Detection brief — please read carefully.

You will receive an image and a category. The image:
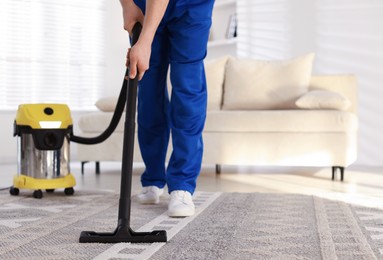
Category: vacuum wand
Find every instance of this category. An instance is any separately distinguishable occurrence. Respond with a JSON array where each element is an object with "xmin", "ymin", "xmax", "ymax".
[{"xmin": 79, "ymin": 23, "xmax": 167, "ymax": 244}]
